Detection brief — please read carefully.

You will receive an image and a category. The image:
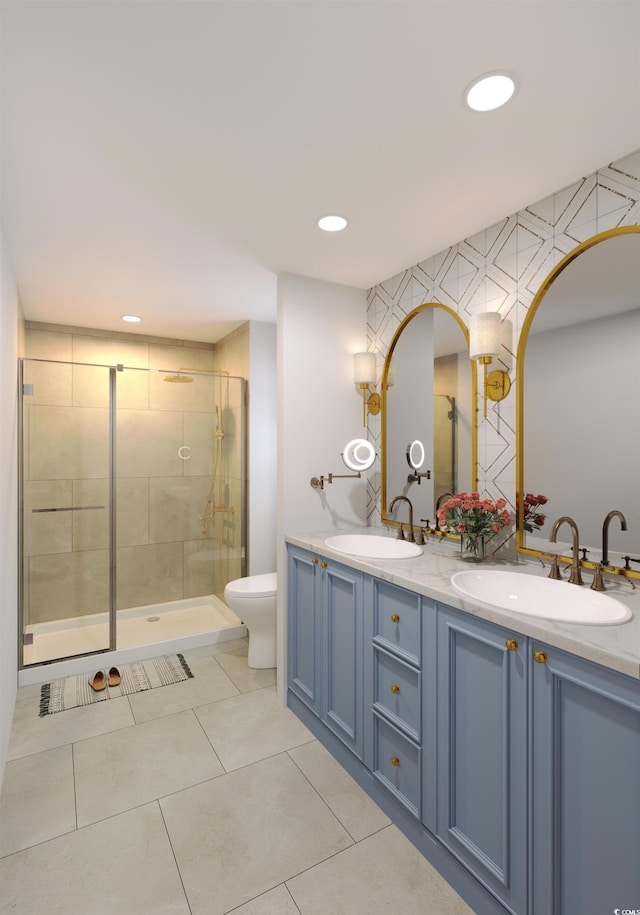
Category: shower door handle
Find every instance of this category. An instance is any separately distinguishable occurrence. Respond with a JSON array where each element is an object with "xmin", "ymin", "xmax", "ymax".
[{"xmin": 32, "ymin": 506, "xmax": 106, "ymax": 513}]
